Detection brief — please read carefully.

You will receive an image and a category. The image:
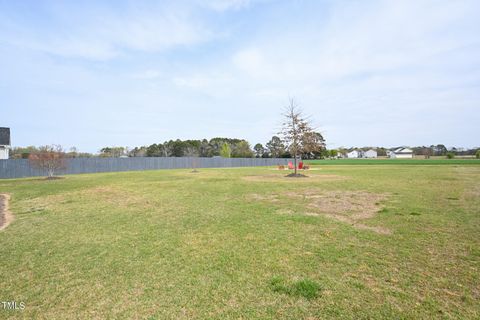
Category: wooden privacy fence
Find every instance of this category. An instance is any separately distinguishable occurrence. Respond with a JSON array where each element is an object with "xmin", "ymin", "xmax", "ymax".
[{"xmin": 0, "ymin": 157, "xmax": 292, "ymax": 179}]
